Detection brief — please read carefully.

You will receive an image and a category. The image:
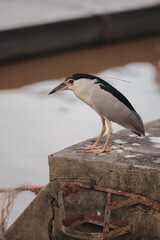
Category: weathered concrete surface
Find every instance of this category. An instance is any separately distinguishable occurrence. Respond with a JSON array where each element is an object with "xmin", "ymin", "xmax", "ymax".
[
  {"xmin": 49, "ymin": 119, "xmax": 160, "ymax": 239},
  {"xmin": 1, "ymin": 119, "xmax": 160, "ymax": 240},
  {"xmin": 1, "ymin": 184, "xmax": 53, "ymax": 240}
]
